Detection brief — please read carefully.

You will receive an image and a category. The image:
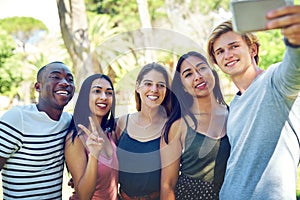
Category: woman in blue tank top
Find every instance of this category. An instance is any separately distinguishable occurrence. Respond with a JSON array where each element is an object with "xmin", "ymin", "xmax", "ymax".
[
  {"xmin": 116, "ymin": 62, "xmax": 172, "ymax": 200},
  {"xmin": 160, "ymin": 51, "xmax": 231, "ymax": 200}
]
